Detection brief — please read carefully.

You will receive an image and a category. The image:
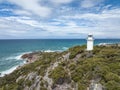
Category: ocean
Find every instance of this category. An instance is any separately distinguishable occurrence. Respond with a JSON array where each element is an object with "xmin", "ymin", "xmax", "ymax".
[{"xmin": 0, "ymin": 39, "xmax": 120, "ymax": 76}]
